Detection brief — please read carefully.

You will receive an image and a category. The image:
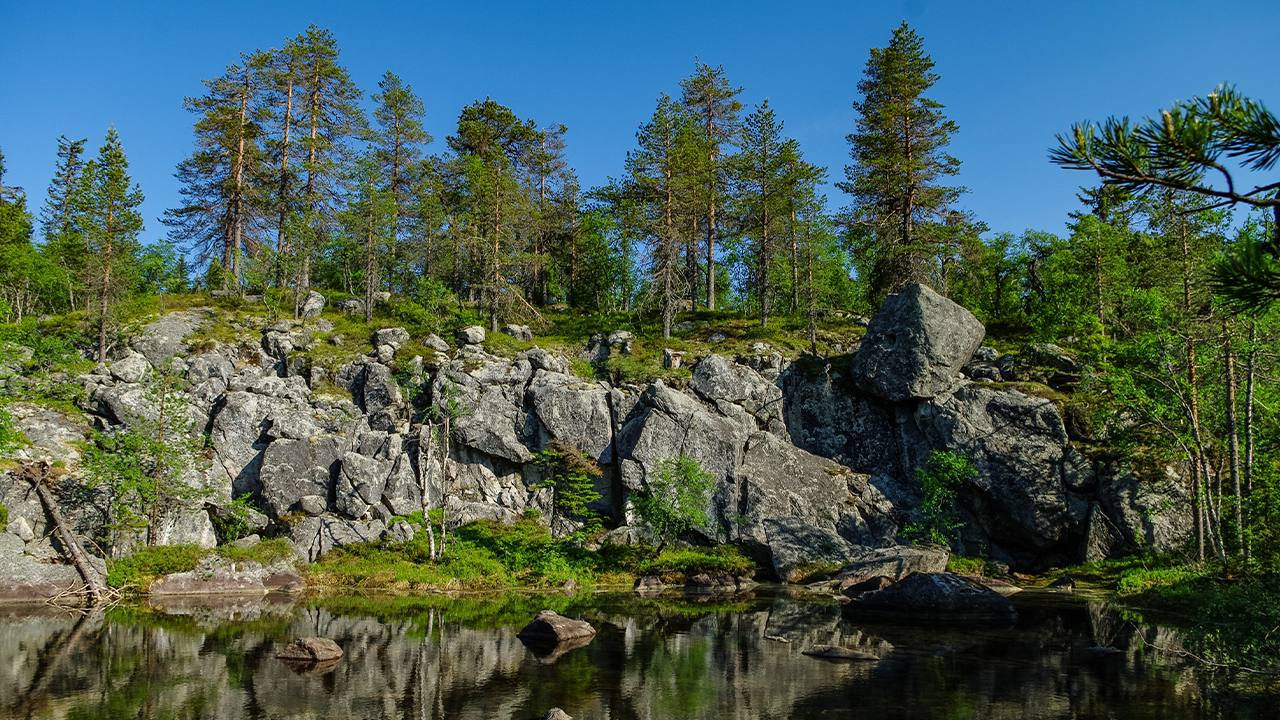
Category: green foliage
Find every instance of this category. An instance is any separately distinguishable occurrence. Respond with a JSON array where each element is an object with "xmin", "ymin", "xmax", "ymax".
[
  {"xmin": 81, "ymin": 366, "xmax": 206, "ymax": 548},
  {"xmin": 946, "ymin": 555, "xmax": 1005, "ymax": 577},
  {"xmin": 210, "ymin": 494, "xmax": 257, "ymax": 544},
  {"xmin": 633, "ymin": 455, "xmax": 716, "ymax": 547},
  {"xmin": 534, "ymin": 439, "xmax": 603, "ymax": 528},
  {"xmin": 903, "ymin": 450, "xmax": 975, "ymax": 547},
  {"xmin": 0, "ymin": 404, "xmax": 26, "ymax": 455},
  {"xmin": 106, "ymin": 544, "xmax": 207, "ymax": 589},
  {"xmin": 0, "ymin": 501, "xmax": 8, "ymax": 533},
  {"xmin": 213, "ymin": 537, "xmax": 294, "ymax": 564},
  {"xmin": 635, "ymin": 546, "xmax": 755, "ymax": 578}
]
